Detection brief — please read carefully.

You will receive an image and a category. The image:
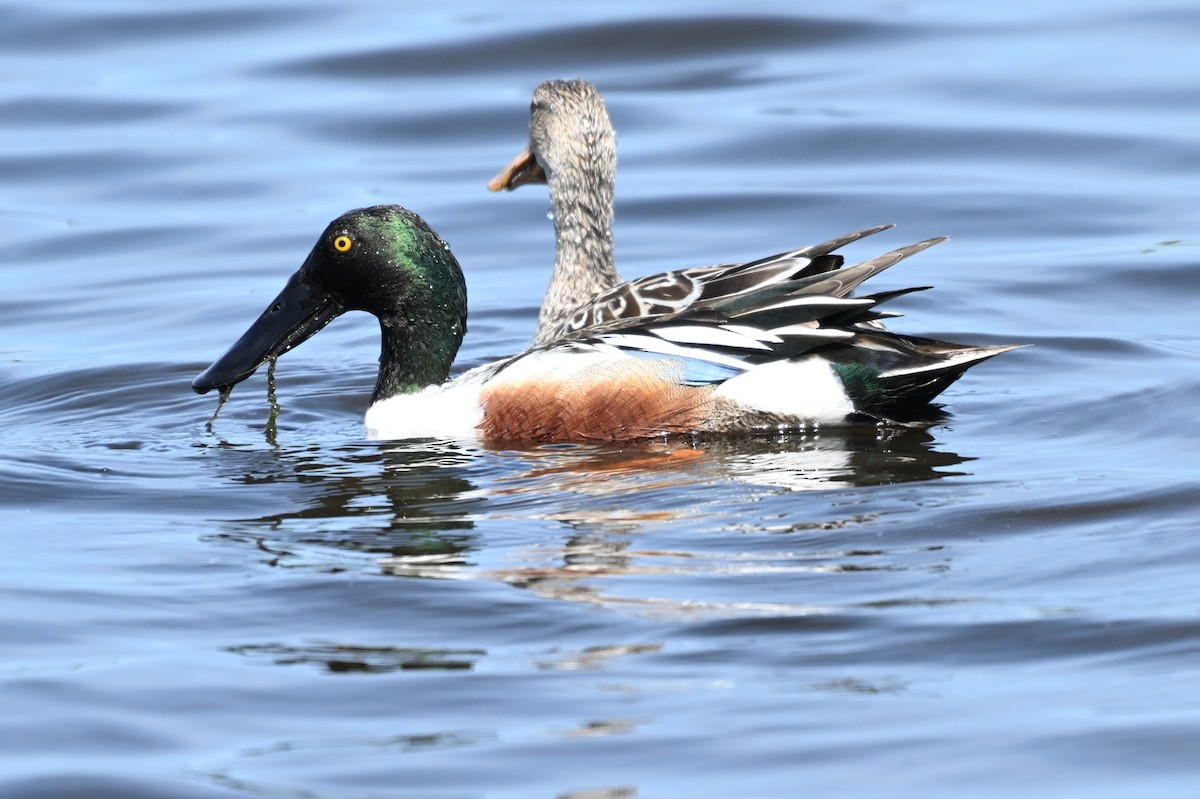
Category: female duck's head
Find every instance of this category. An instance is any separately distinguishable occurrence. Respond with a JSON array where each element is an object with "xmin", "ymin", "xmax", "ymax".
[
  {"xmin": 488, "ymin": 79, "xmax": 615, "ymax": 196},
  {"xmin": 192, "ymin": 205, "xmax": 467, "ymax": 404},
  {"xmin": 488, "ymin": 79, "xmax": 620, "ymax": 345}
]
